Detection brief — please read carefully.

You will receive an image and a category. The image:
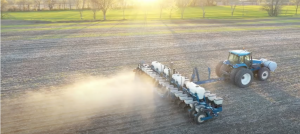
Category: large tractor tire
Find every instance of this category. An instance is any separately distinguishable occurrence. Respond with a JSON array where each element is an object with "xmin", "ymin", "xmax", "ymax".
[
  {"xmin": 215, "ymin": 61, "xmax": 223, "ymax": 77},
  {"xmin": 258, "ymin": 67, "xmax": 270, "ymax": 81},
  {"xmin": 194, "ymin": 112, "xmax": 207, "ymax": 124},
  {"xmin": 229, "ymin": 68, "xmax": 240, "ymax": 84},
  {"xmin": 221, "ymin": 64, "xmax": 230, "ymax": 73},
  {"xmin": 234, "ymin": 68, "xmax": 253, "ymax": 88},
  {"xmin": 188, "ymin": 108, "xmax": 197, "ymax": 118}
]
